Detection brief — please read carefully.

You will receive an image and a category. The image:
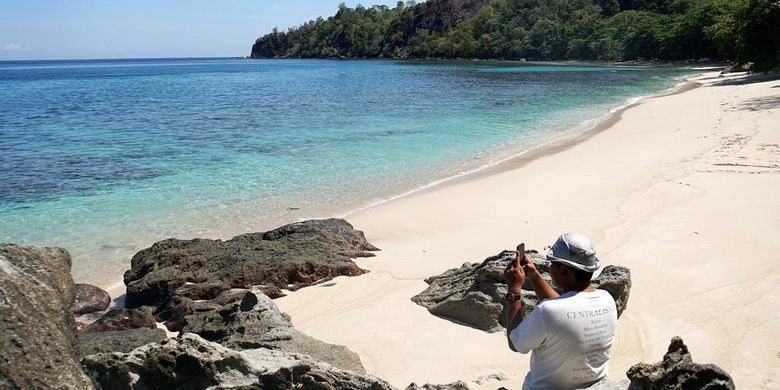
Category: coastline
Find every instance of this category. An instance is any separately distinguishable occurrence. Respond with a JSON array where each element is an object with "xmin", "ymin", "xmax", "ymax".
[
  {"xmin": 337, "ymin": 72, "xmax": 699, "ymax": 222},
  {"xmin": 274, "ymin": 71, "xmax": 780, "ymax": 389},
  {"xmin": 75, "ymin": 63, "xmax": 695, "ymax": 293}
]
